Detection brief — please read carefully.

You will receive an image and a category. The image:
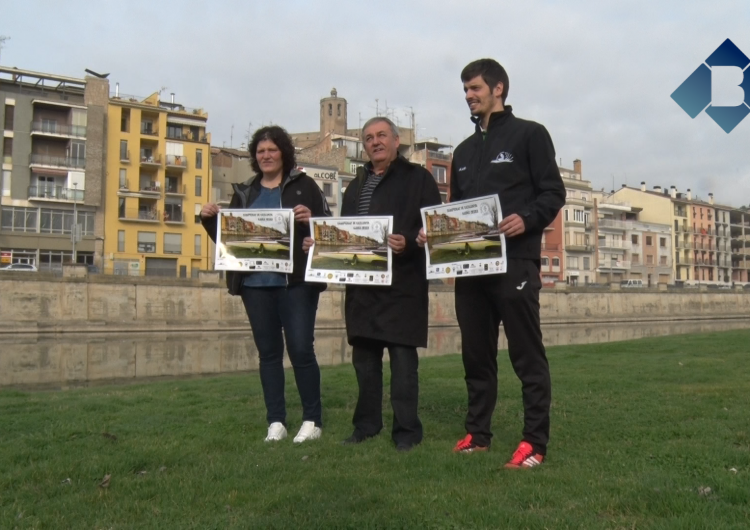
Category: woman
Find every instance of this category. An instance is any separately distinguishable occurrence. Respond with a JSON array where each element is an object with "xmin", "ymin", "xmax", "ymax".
[{"xmin": 201, "ymin": 125, "xmax": 330, "ymax": 443}]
